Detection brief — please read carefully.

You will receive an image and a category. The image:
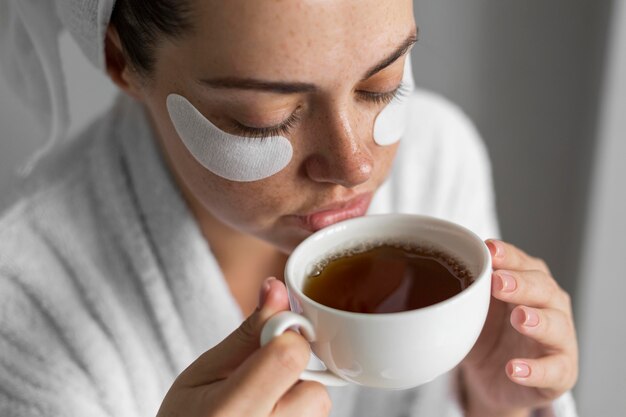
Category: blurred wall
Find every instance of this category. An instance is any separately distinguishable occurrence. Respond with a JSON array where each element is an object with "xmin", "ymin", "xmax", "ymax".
[
  {"xmin": 576, "ymin": 0, "xmax": 626, "ymax": 414},
  {"xmin": 411, "ymin": 0, "xmax": 612, "ymax": 300}
]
